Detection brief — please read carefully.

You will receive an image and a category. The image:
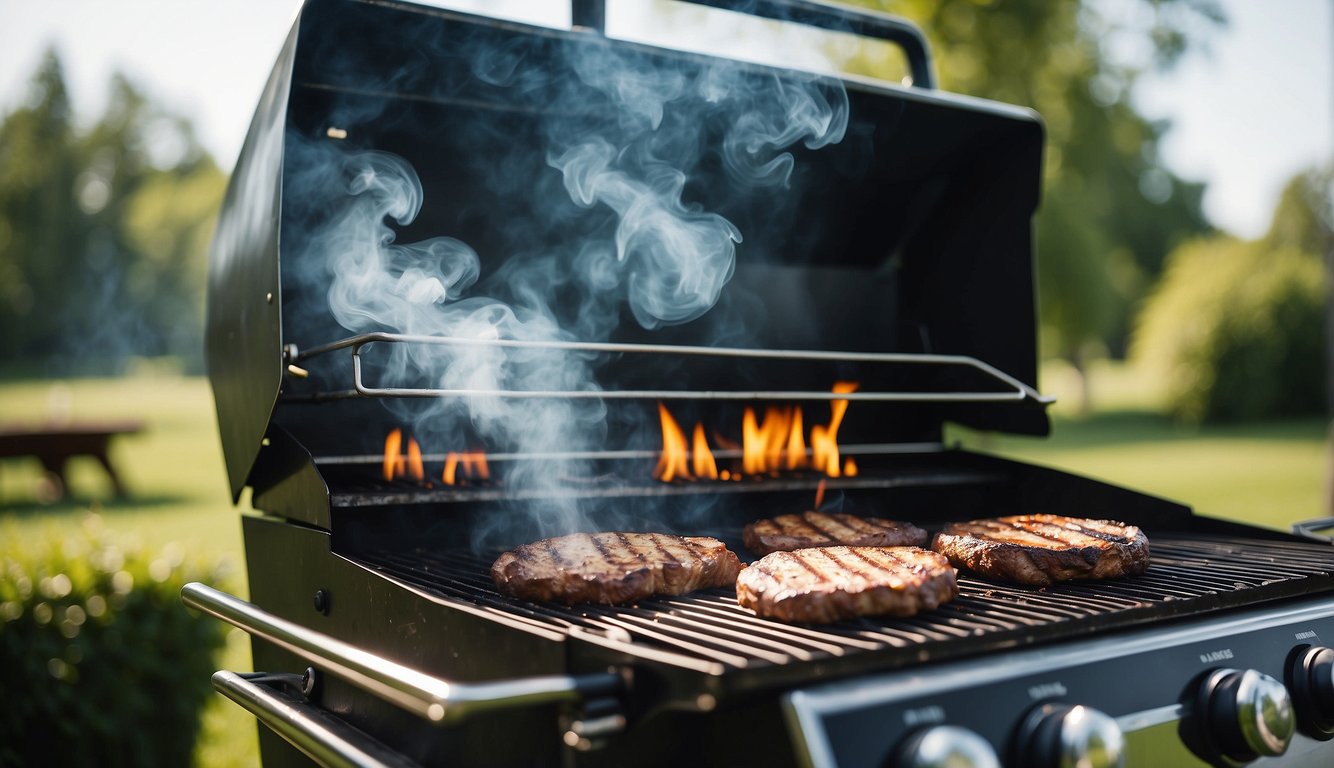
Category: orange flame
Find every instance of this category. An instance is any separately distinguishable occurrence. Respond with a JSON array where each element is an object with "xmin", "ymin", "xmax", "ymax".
[
  {"xmin": 383, "ymin": 428, "xmax": 404, "ymax": 482},
  {"xmin": 654, "ymin": 403, "xmax": 693, "ymax": 482},
  {"xmin": 655, "ymin": 381, "xmax": 860, "ymax": 483},
  {"xmin": 442, "ymin": 451, "xmax": 491, "ymax": 485},
  {"xmin": 406, "ymin": 438, "xmax": 424, "ymax": 482},
  {"xmin": 811, "ymin": 381, "xmax": 858, "ymax": 478},
  {"xmin": 692, "ymin": 423, "xmax": 718, "ymax": 480},
  {"xmin": 785, "ymin": 407, "xmax": 807, "ymax": 471},
  {"xmin": 465, "ymin": 452, "xmax": 490, "ymax": 481},
  {"xmin": 813, "ymin": 478, "xmax": 827, "ymax": 510}
]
